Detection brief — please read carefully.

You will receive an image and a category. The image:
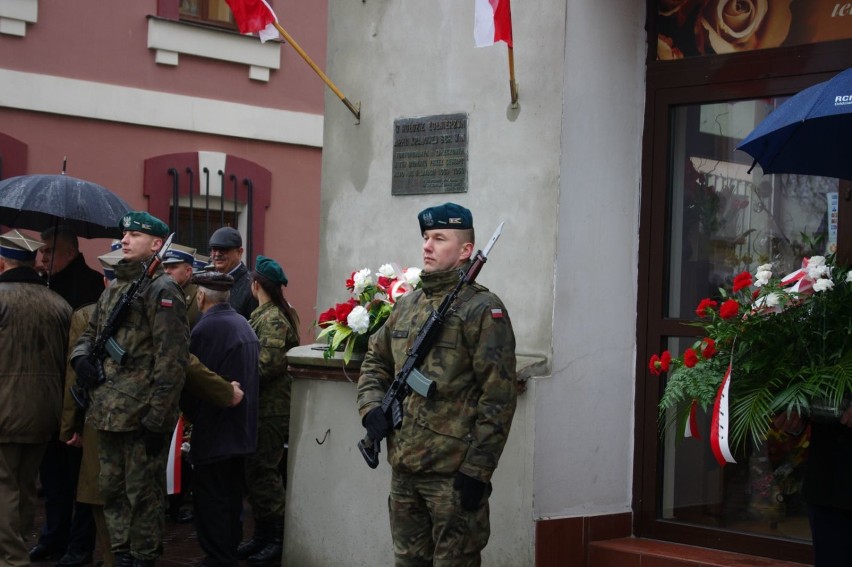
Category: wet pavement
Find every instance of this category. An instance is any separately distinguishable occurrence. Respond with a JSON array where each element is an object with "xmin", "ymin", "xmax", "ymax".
[{"xmin": 27, "ymin": 497, "xmax": 256, "ymax": 567}]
